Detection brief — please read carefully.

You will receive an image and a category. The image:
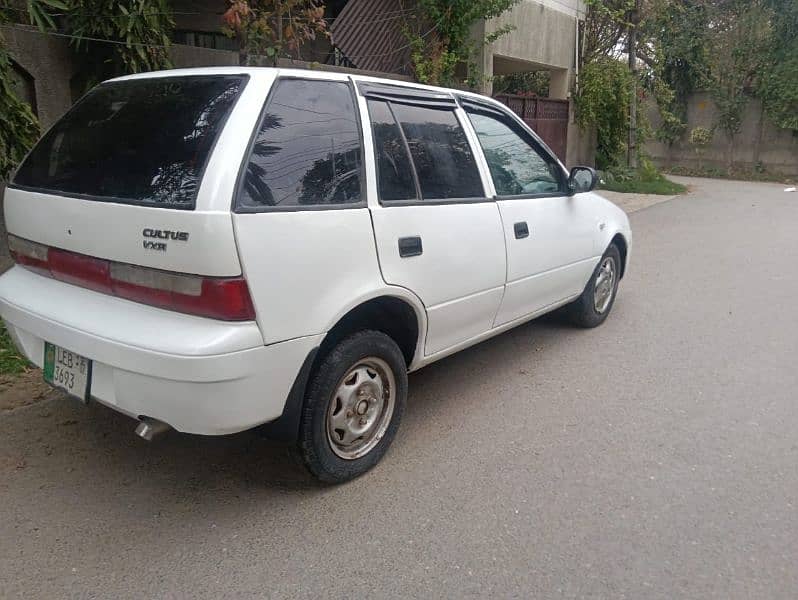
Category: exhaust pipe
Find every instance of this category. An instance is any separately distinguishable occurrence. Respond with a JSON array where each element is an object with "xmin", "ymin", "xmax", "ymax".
[{"xmin": 135, "ymin": 417, "xmax": 171, "ymax": 441}]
